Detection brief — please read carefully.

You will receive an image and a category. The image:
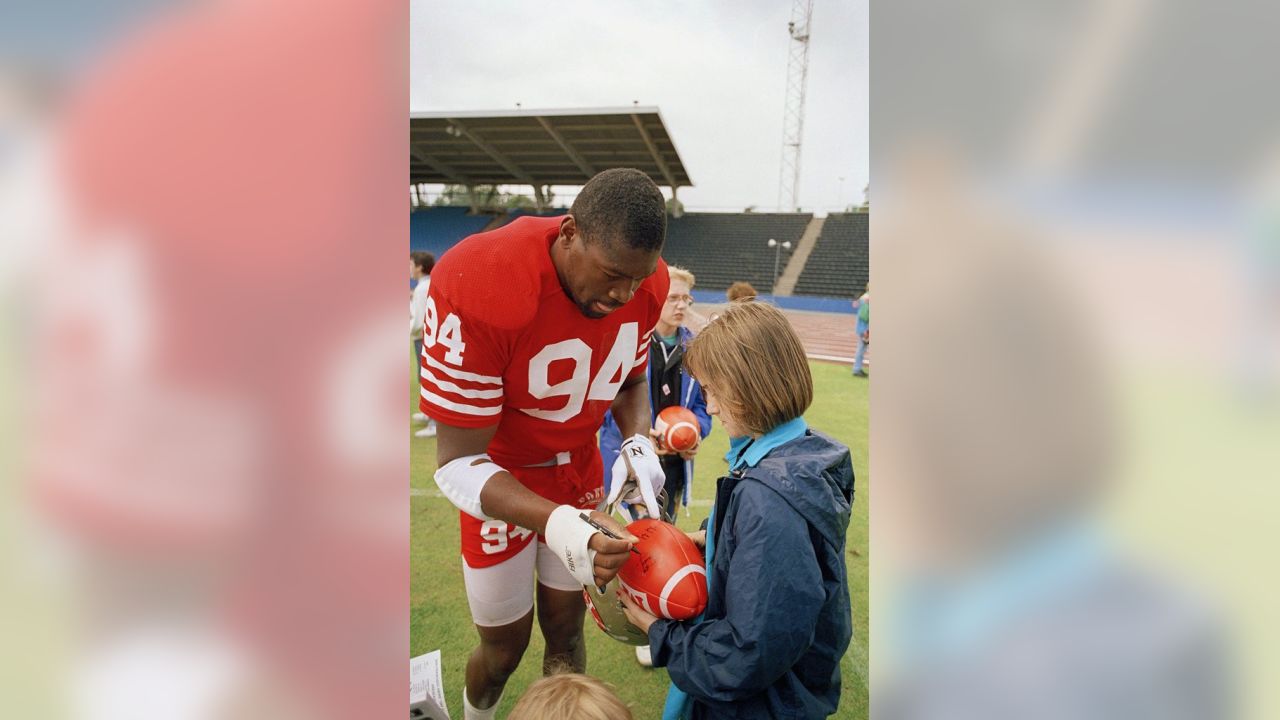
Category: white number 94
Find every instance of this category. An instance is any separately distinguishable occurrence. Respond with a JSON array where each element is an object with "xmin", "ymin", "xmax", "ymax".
[
  {"xmin": 523, "ymin": 323, "xmax": 639, "ymax": 423},
  {"xmin": 422, "ymin": 296, "xmax": 466, "ymax": 365}
]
